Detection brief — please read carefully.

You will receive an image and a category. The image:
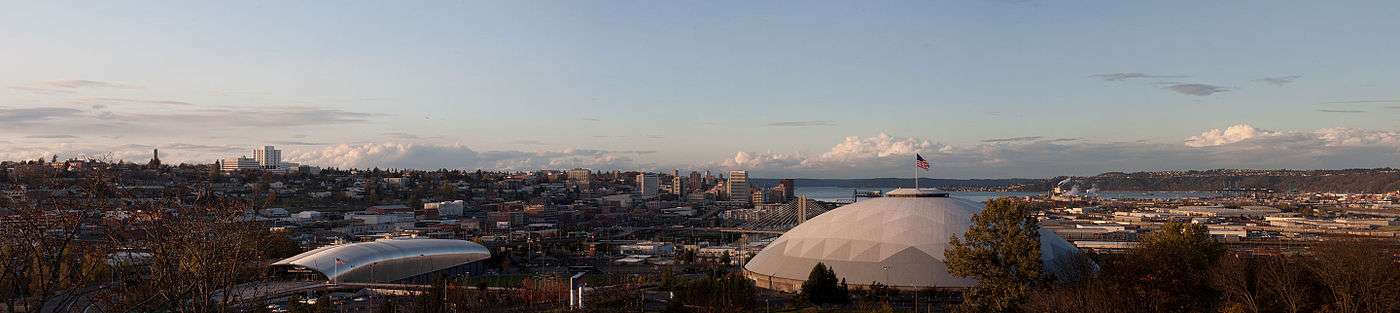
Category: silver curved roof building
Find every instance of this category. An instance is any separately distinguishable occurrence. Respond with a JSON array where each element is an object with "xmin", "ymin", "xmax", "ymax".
[
  {"xmin": 271, "ymin": 238, "xmax": 490, "ymax": 283},
  {"xmin": 743, "ymin": 188, "xmax": 1080, "ymax": 292}
]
